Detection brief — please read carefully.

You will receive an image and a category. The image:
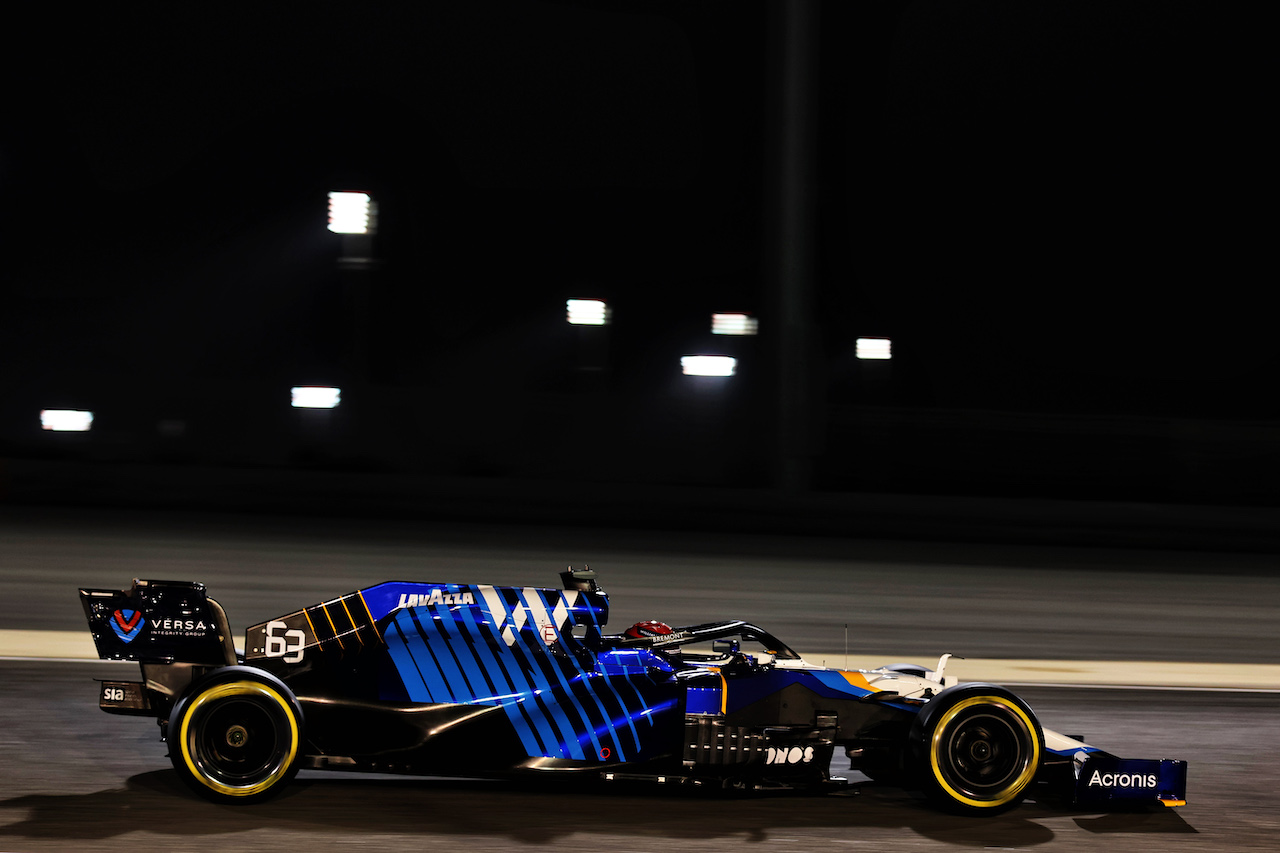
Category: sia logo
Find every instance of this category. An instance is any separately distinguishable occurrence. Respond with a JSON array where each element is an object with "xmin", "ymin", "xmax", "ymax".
[{"xmin": 110, "ymin": 609, "xmax": 144, "ymax": 643}]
